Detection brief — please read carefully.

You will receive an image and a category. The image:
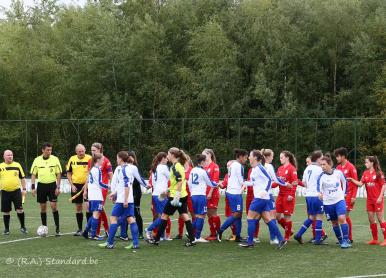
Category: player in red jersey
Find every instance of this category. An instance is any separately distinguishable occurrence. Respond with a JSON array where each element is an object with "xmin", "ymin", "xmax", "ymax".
[
  {"xmin": 219, "ymin": 160, "xmax": 236, "ymax": 240},
  {"xmin": 202, "ymin": 149, "xmax": 221, "ymax": 241},
  {"xmin": 273, "ymin": 151, "xmax": 298, "ymax": 241},
  {"xmin": 87, "ymin": 143, "xmax": 113, "ymax": 238},
  {"xmin": 175, "ymin": 152, "xmax": 195, "ymax": 239},
  {"xmin": 348, "ymin": 156, "xmax": 386, "ymax": 246},
  {"xmin": 334, "ymin": 147, "xmax": 358, "ymax": 242}
]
